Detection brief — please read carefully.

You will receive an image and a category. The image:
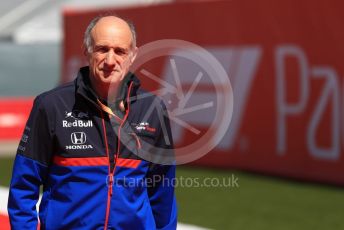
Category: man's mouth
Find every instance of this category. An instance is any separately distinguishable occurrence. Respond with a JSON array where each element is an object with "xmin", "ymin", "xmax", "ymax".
[{"xmin": 102, "ymin": 69, "xmax": 118, "ymax": 76}]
